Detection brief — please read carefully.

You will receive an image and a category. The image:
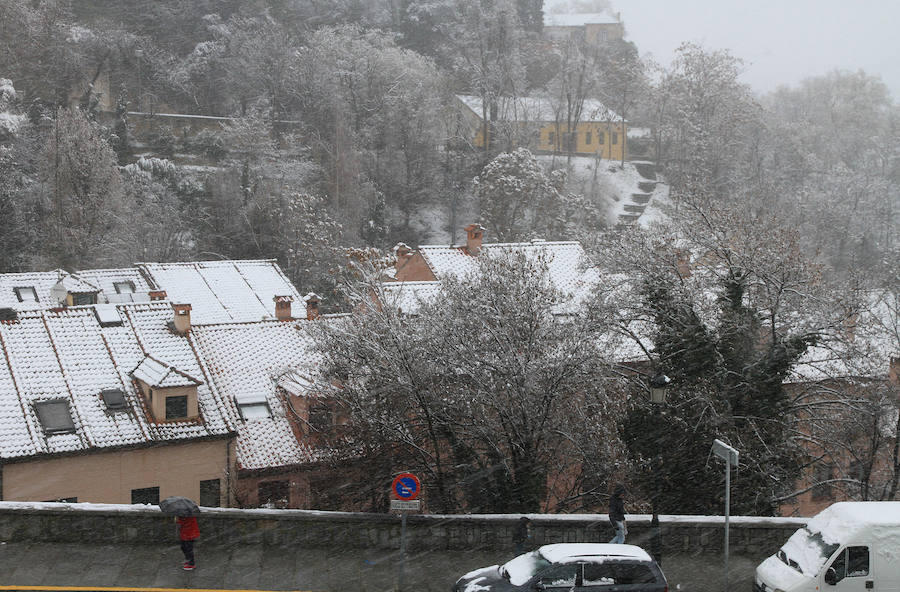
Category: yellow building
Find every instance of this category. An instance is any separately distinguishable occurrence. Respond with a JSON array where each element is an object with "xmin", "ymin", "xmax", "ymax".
[
  {"xmin": 543, "ymin": 12, "xmax": 625, "ymax": 46},
  {"xmin": 457, "ymin": 95, "xmax": 627, "ymax": 161}
]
